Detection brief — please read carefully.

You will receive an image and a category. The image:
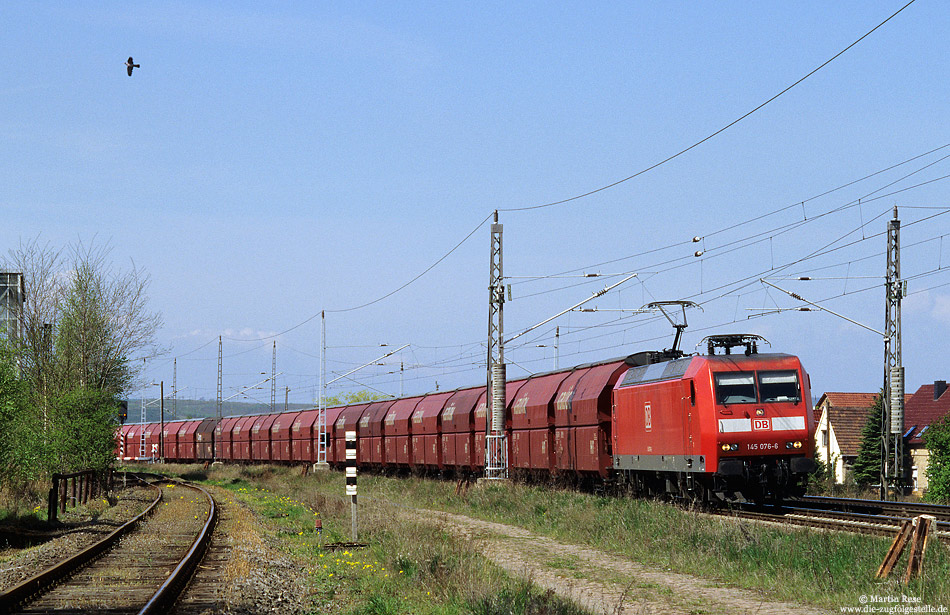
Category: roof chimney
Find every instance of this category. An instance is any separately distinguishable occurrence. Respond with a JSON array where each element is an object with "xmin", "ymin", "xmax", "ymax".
[{"xmin": 935, "ymin": 380, "xmax": 947, "ymax": 401}]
